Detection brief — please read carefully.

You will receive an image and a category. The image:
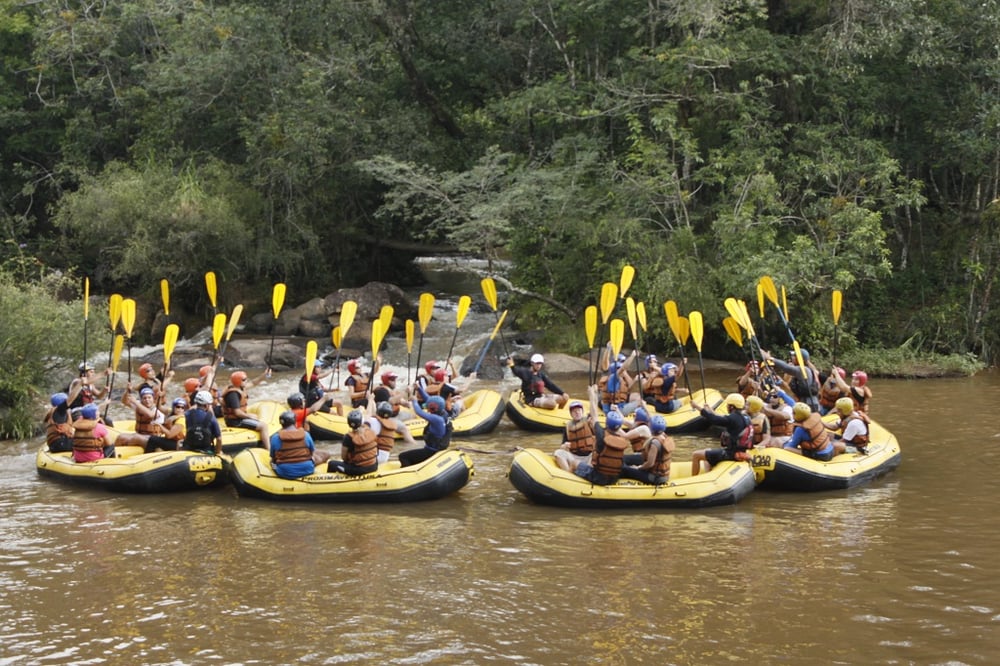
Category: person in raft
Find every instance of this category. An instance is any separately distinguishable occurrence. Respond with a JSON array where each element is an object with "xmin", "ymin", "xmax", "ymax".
[
  {"xmin": 328, "ymin": 409, "xmax": 378, "ymax": 476},
  {"xmin": 689, "ymin": 393, "xmax": 753, "ymax": 476},
  {"xmin": 221, "ymin": 369, "xmax": 271, "ymax": 447},
  {"xmin": 399, "ymin": 396, "xmax": 452, "ymax": 467},
  {"xmin": 71, "ymin": 403, "xmax": 116, "ymax": 462},
  {"xmin": 508, "ymin": 353, "xmax": 569, "ymax": 410},
  {"xmin": 553, "ymin": 385, "xmax": 601, "ymax": 473},
  {"xmin": 620, "ymin": 414, "xmax": 675, "ymax": 486},
  {"xmin": 783, "ymin": 402, "xmax": 846, "ymax": 461},
  {"xmin": 43, "ymin": 392, "xmax": 74, "ymax": 453},
  {"xmin": 572, "ymin": 408, "xmax": 629, "ymax": 486},
  {"xmin": 183, "ymin": 390, "xmax": 223, "ymax": 455},
  {"xmin": 270, "ymin": 410, "xmax": 317, "ymax": 479}
]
